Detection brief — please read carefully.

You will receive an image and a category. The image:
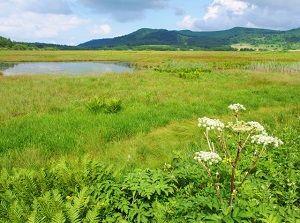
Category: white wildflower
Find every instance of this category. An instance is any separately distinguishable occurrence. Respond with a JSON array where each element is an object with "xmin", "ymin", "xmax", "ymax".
[
  {"xmin": 251, "ymin": 133, "xmax": 283, "ymax": 147},
  {"xmin": 228, "ymin": 103, "xmax": 246, "ymax": 112},
  {"xmin": 194, "ymin": 151, "xmax": 222, "ymax": 165},
  {"xmin": 227, "ymin": 121, "xmax": 252, "ymax": 133},
  {"xmin": 247, "ymin": 121, "xmax": 265, "ymax": 133},
  {"xmin": 198, "ymin": 117, "xmax": 224, "ymax": 132},
  {"xmin": 227, "ymin": 121, "xmax": 265, "ymax": 133}
]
